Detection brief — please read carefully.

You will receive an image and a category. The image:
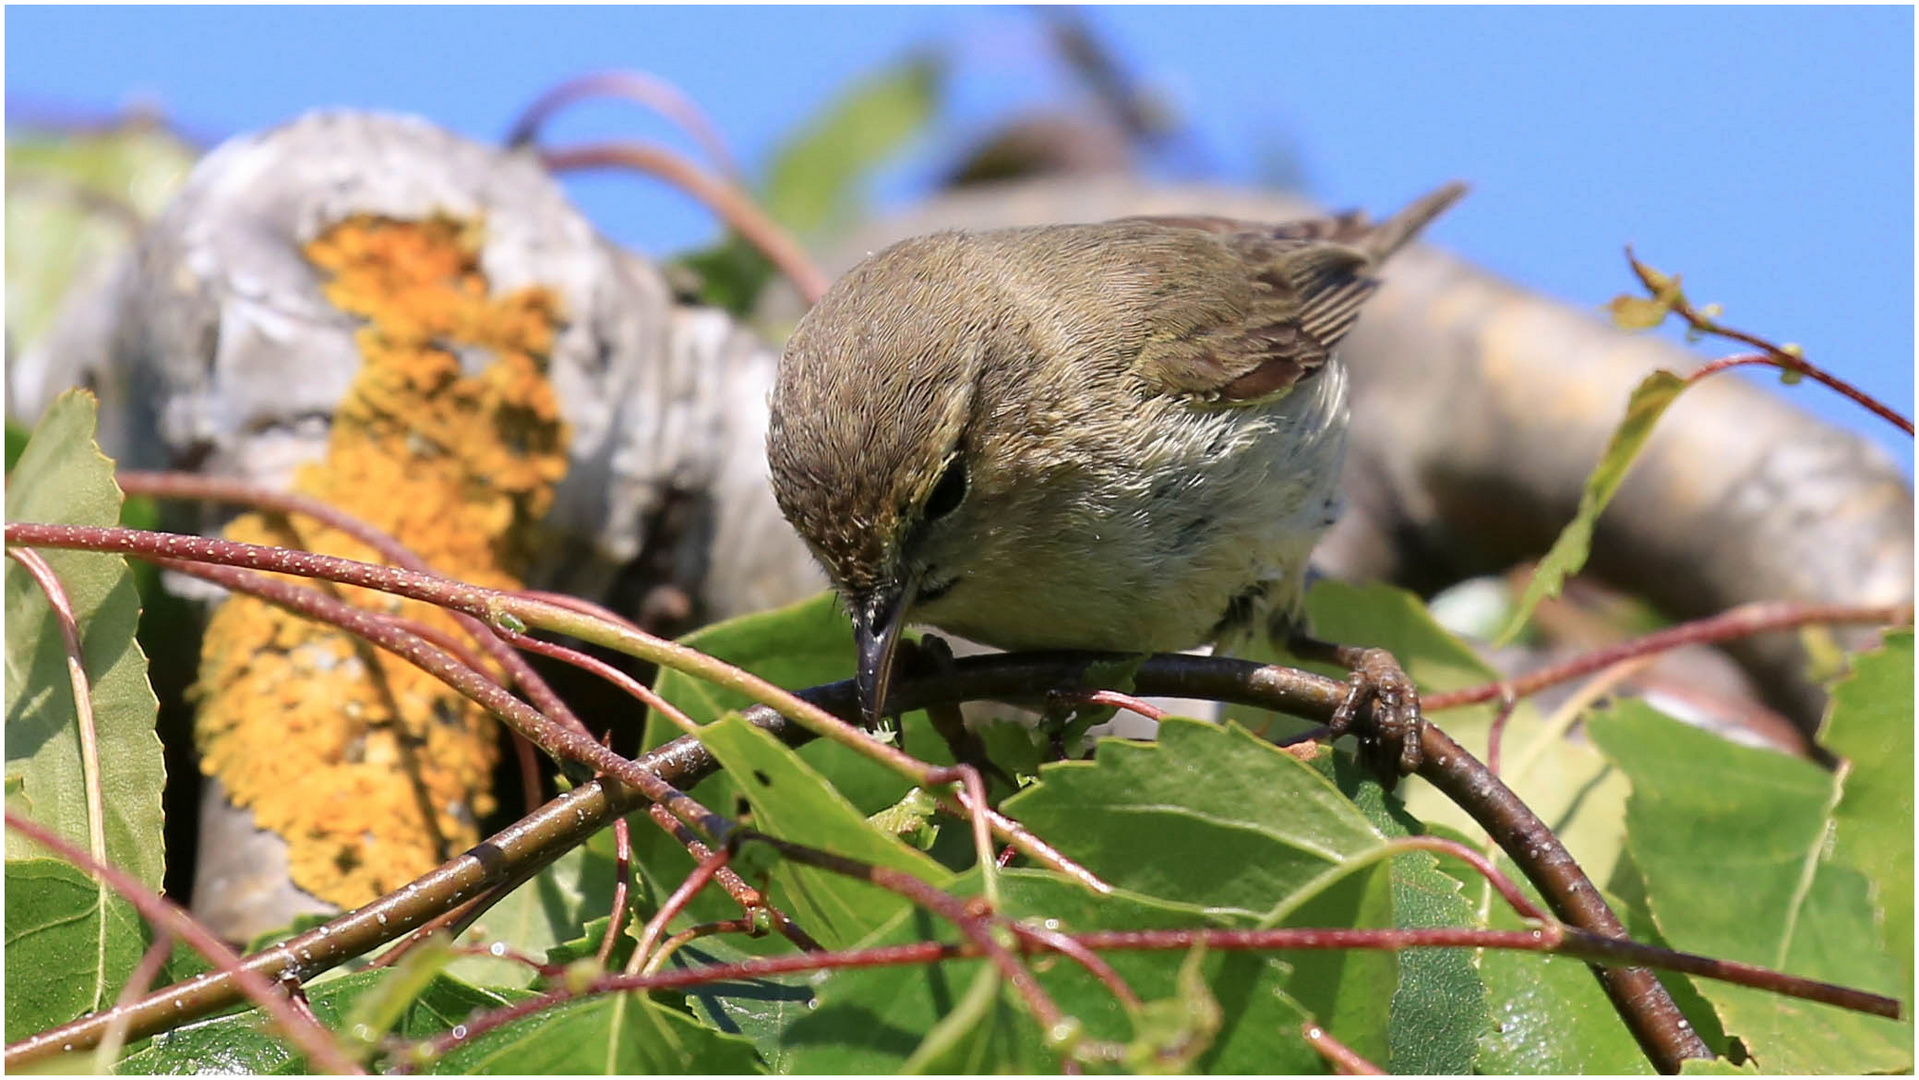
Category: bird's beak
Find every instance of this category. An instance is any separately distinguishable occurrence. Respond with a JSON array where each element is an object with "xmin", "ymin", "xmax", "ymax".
[{"xmin": 852, "ymin": 579, "xmax": 915, "ymax": 729}]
